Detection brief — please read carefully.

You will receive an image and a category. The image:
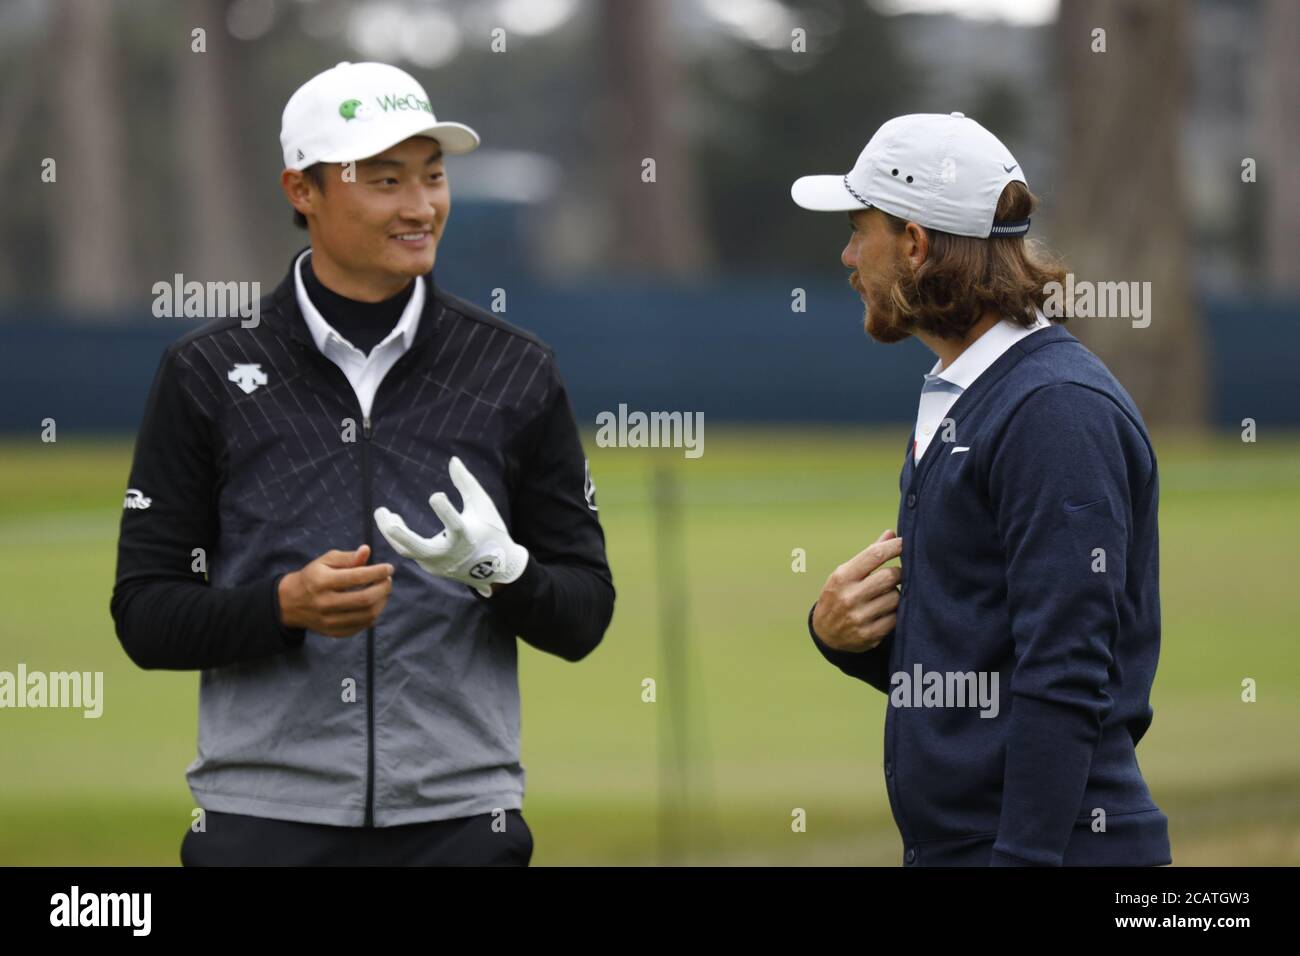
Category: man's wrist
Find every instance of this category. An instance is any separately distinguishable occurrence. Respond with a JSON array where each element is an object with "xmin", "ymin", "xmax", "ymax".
[
  {"xmin": 810, "ymin": 601, "xmax": 825, "ymax": 643},
  {"xmin": 809, "ymin": 602, "xmax": 886, "ymax": 658},
  {"xmin": 274, "ymin": 572, "xmax": 306, "ymax": 641},
  {"xmin": 276, "ymin": 572, "xmax": 295, "ymax": 627},
  {"xmin": 477, "ymin": 545, "xmax": 529, "ymax": 596},
  {"xmin": 480, "ymin": 555, "xmax": 543, "ymax": 607},
  {"xmin": 809, "ymin": 601, "xmax": 852, "ymax": 653}
]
